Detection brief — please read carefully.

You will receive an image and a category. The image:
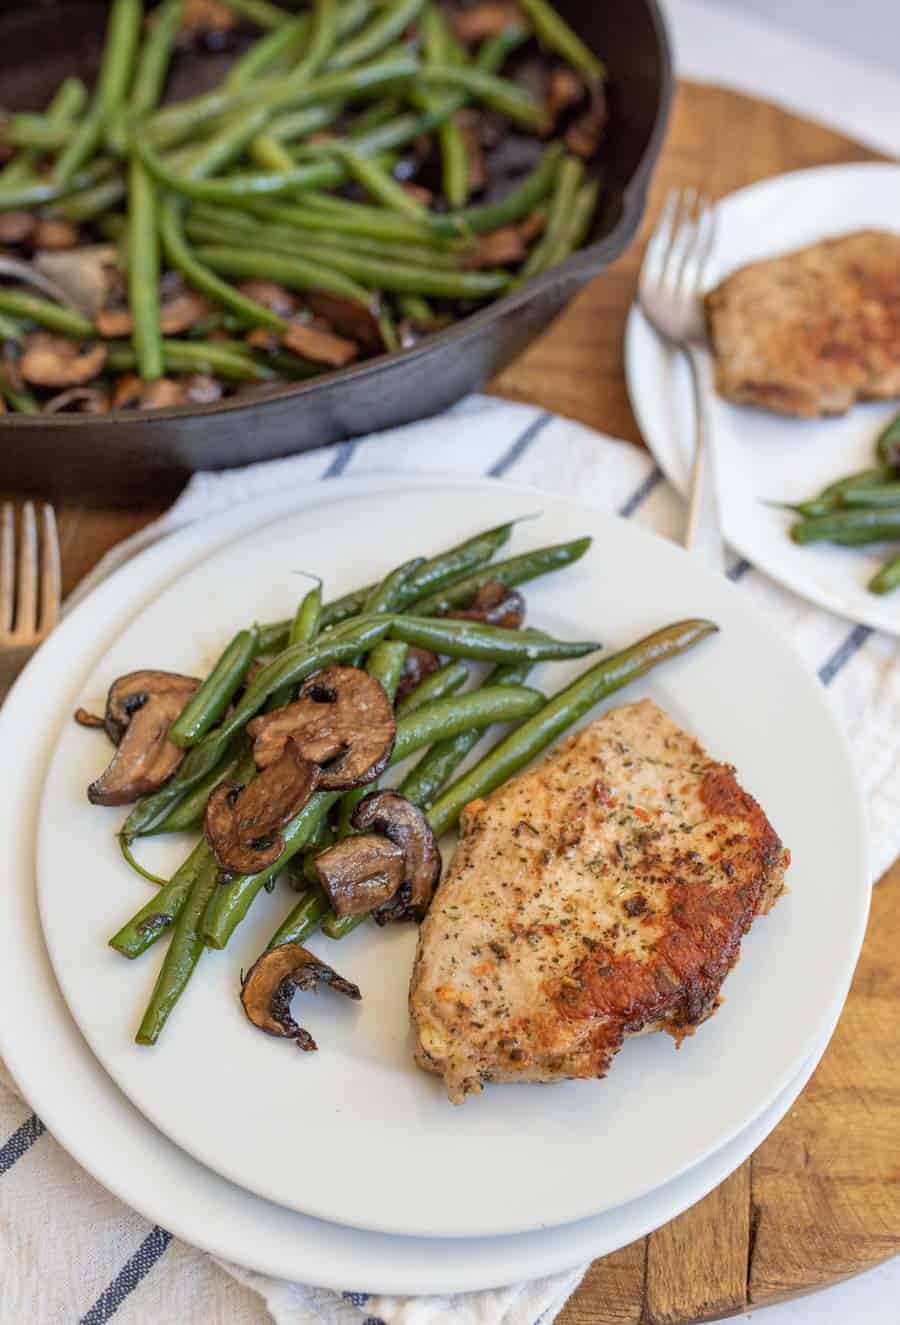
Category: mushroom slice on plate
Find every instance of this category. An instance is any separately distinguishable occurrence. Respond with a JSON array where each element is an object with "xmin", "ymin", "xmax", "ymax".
[
  {"xmin": 87, "ymin": 670, "xmax": 199, "ymax": 806},
  {"xmin": 351, "ymin": 790, "xmax": 442, "ymax": 923},
  {"xmin": 448, "ymin": 580, "xmax": 526, "ymax": 628},
  {"xmin": 240, "ymin": 942, "xmax": 361, "ymax": 1050},
  {"xmin": 395, "ymin": 646, "xmax": 440, "ymax": 701},
  {"xmin": 20, "ymin": 332, "xmax": 106, "ymax": 388},
  {"xmin": 247, "ymin": 665, "xmax": 396, "ymax": 789},
  {"xmin": 315, "ymin": 834, "xmax": 406, "ymax": 919},
  {"xmin": 204, "ymin": 741, "xmax": 320, "ymax": 874}
]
